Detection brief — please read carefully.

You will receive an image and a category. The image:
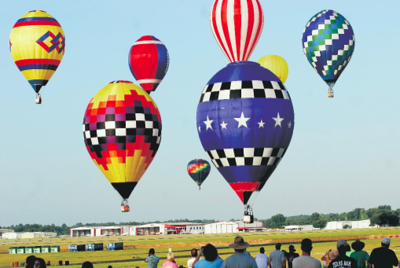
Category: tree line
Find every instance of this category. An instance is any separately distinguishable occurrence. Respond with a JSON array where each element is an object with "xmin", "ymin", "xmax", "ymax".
[{"xmin": 262, "ymin": 205, "xmax": 400, "ymax": 229}]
